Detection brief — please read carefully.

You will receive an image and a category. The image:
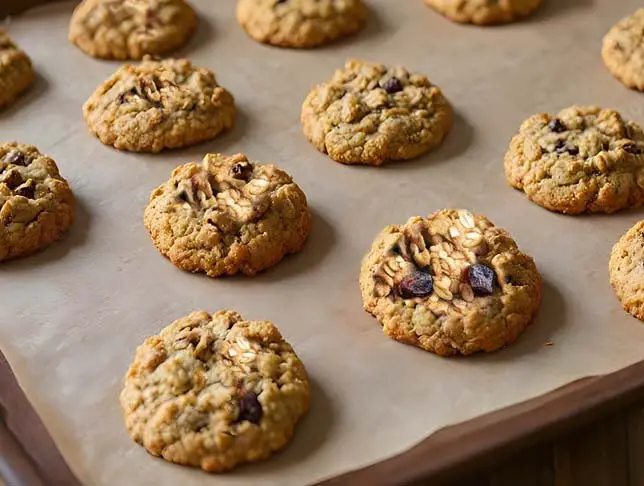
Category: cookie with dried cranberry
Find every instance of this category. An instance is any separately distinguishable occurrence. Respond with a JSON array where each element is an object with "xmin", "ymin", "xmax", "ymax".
[
  {"xmin": 609, "ymin": 220, "xmax": 644, "ymax": 321},
  {"xmin": 505, "ymin": 106, "xmax": 644, "ymax": 214},
  {"xmin": 0, "ymin": 142, "xmax": 75, "ymax": 261},
  {"xmin": 359, "ymin": 209, "xmax": 541, "ymax": 356},
  {"xmin": 302, "ymin": 59, "xmax": 452, "ymax": 166},
  {"xmin": 144, "ymin": 152, "xmax": 311, "ymax": 277},
  {"xmin": 69, "ymin": 0, "xmax": 197, "ymax": 60},
  {"xmin": 83, "ymin": 57, "xmax": 235, "ymax": 153},
  {"xmin": 120, "ymin": 309, "xmax": 310, "ymax": 472},
  {"xmin": 0, "ymin": 31, "xmax": 33, "ymax": 108},
  {"xmin": 602, "ymin": 9, "xmax": 644, "ymax": 91},
  {"xmin": 423, "ymin": 0, "xmax": 543, "ymax": 25},
  {"xmin": 236, "ymin": 0, "xmax": 367, "ymax": 48}
]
